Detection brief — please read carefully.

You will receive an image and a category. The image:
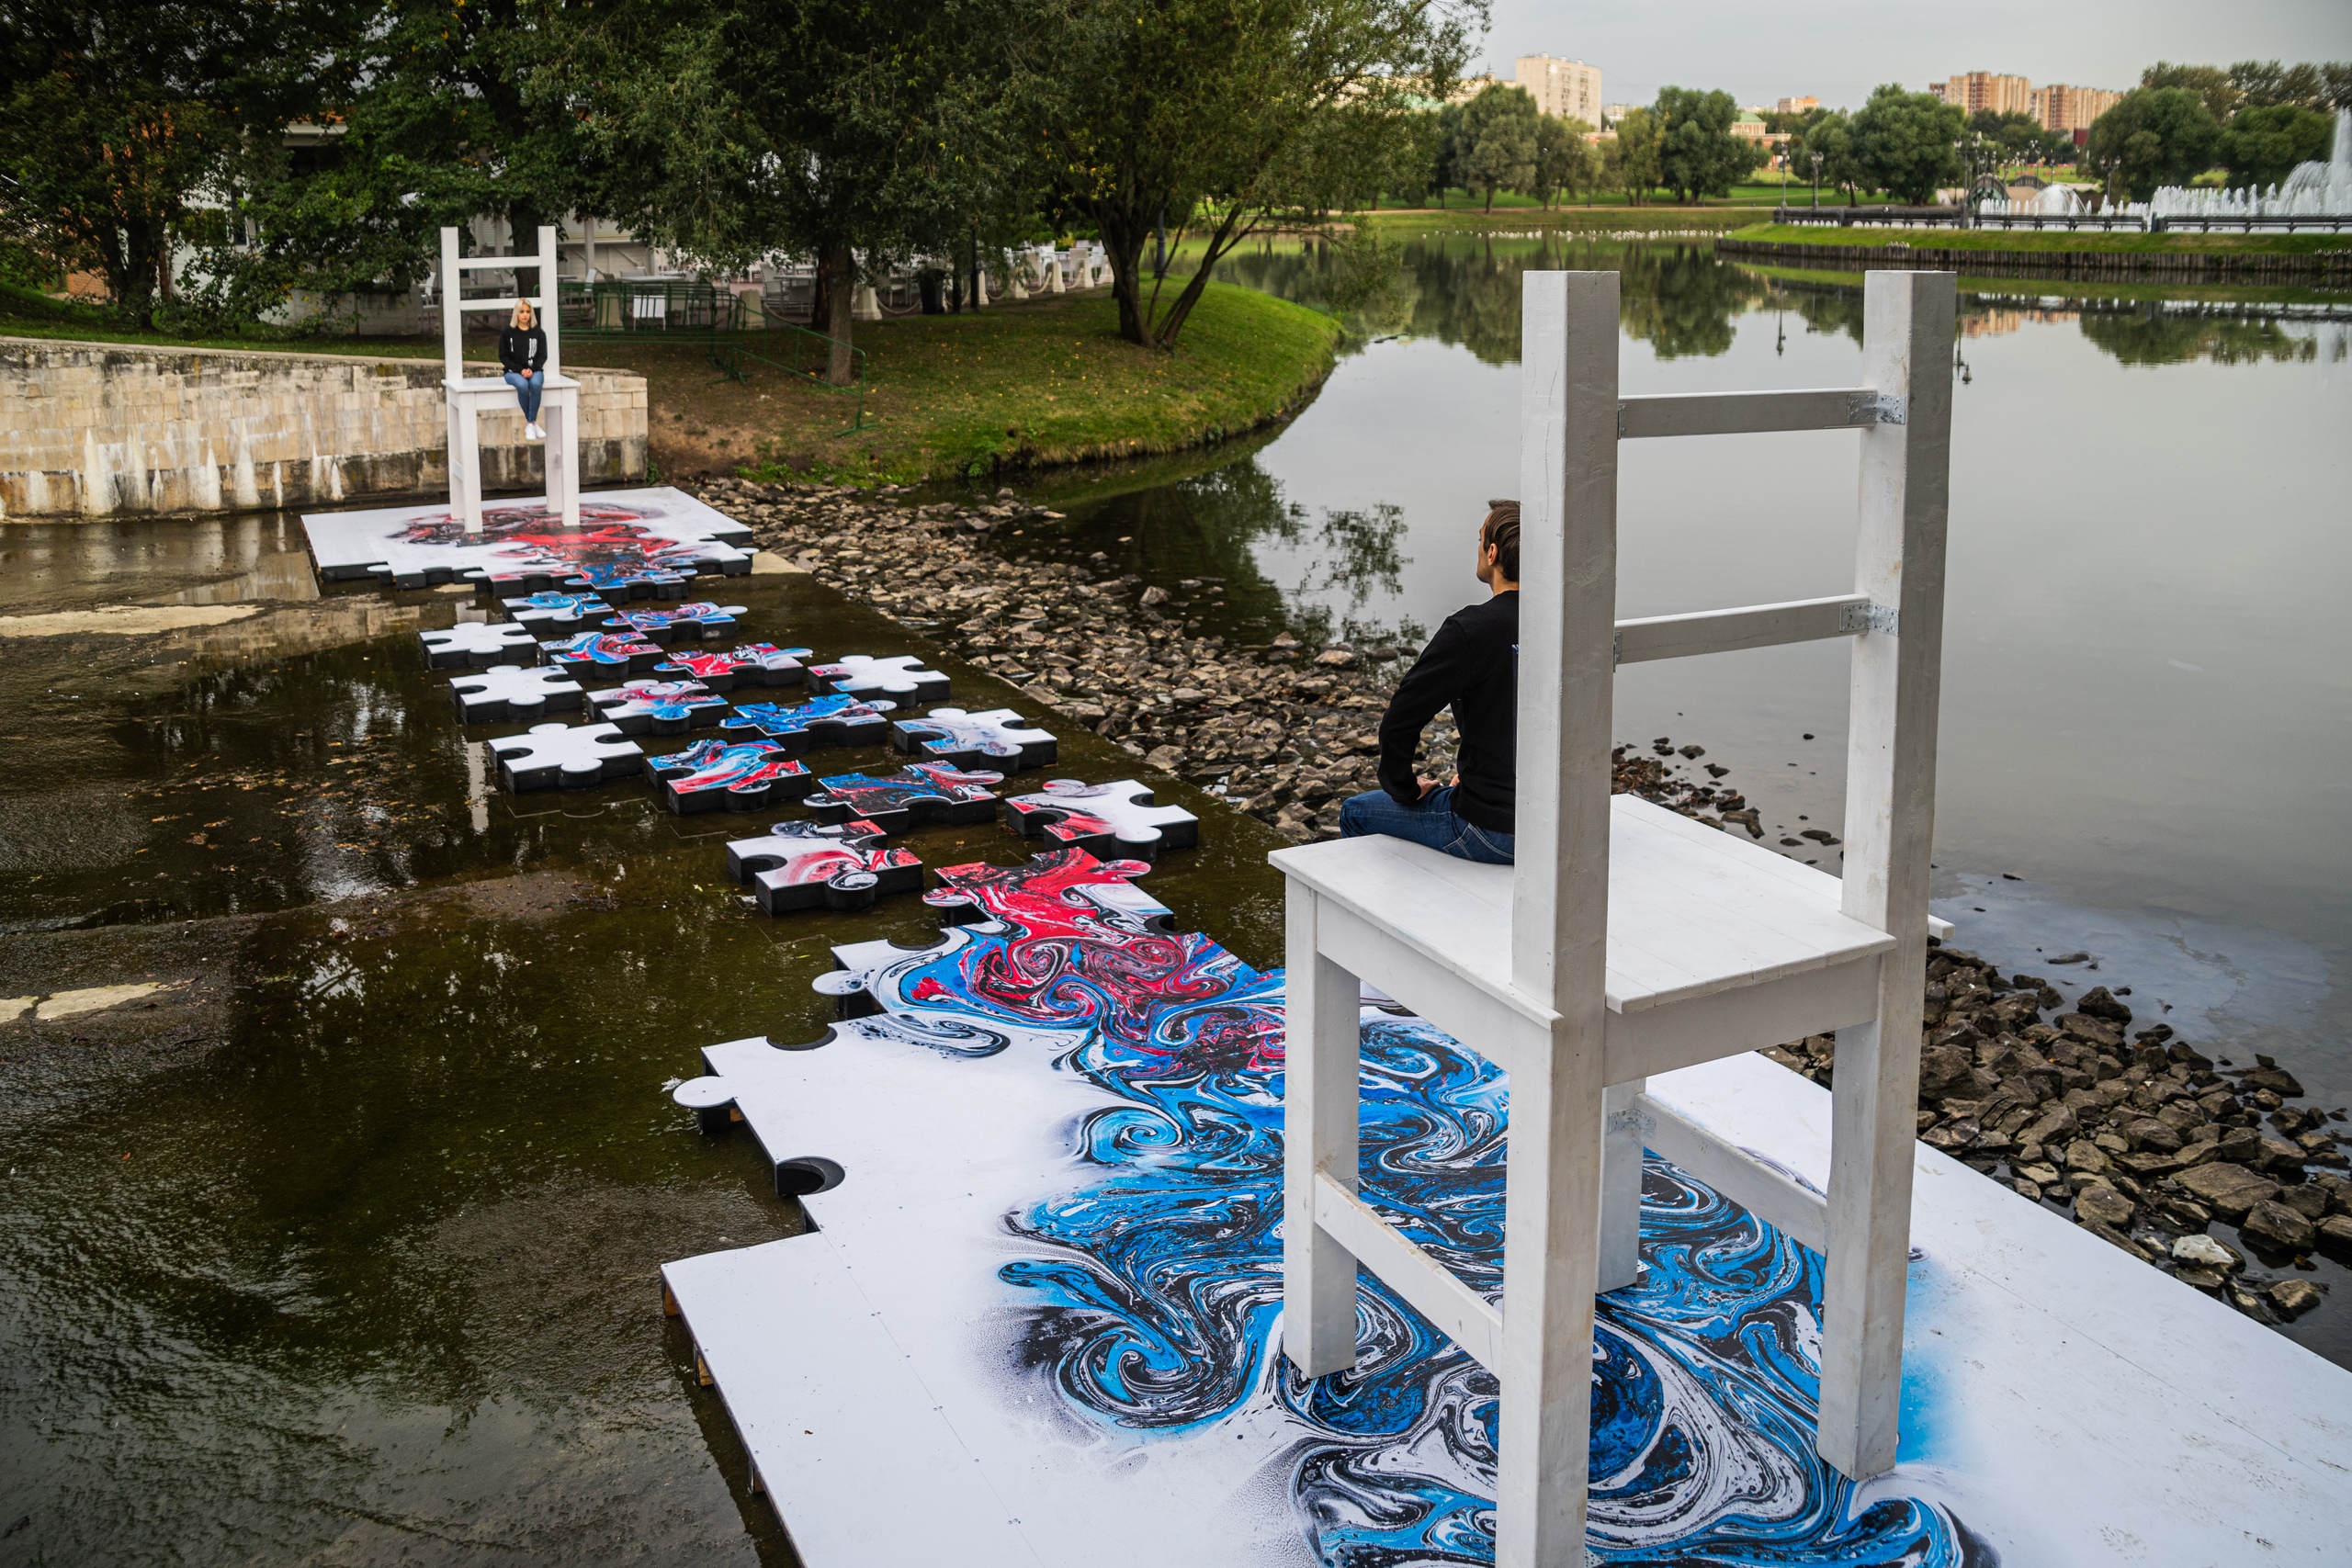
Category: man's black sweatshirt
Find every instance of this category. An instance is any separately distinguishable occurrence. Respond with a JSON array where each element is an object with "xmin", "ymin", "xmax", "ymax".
[{"xmin": 1376, "ymin": 590, "xmax": 1518, "ymax": 833}]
